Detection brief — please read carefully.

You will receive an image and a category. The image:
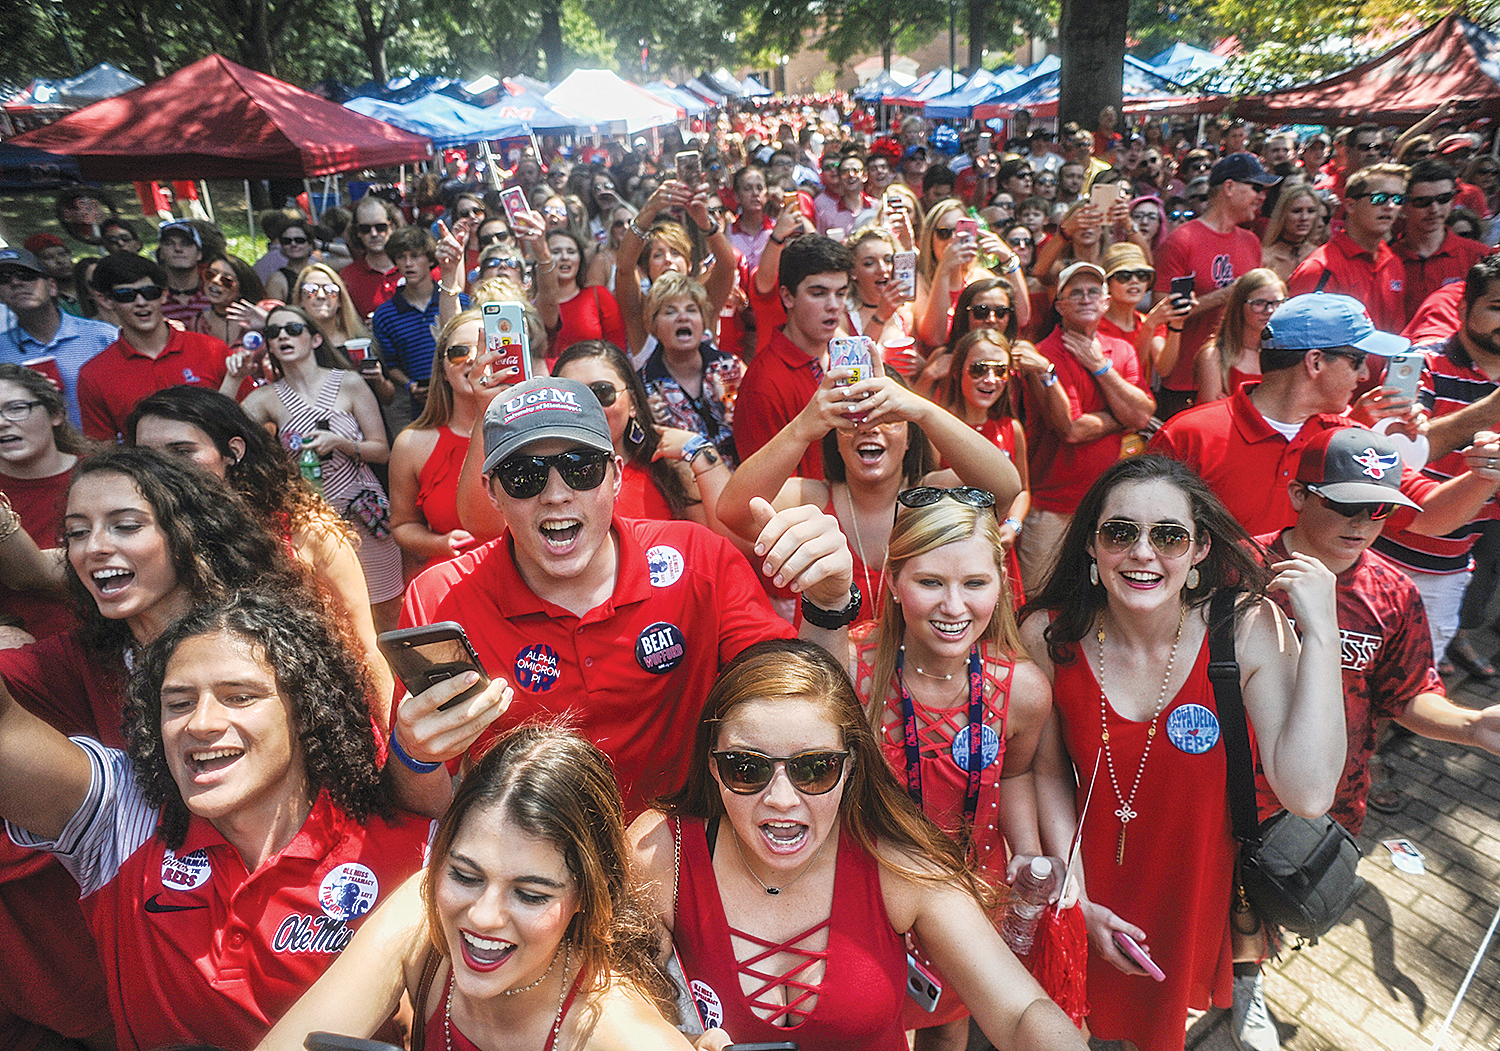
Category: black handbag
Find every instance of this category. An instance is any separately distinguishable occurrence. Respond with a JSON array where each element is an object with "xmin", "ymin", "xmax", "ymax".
[{"xmin": 1208, "ymin": 589, "xmax": 1364, "ymax": 940}]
